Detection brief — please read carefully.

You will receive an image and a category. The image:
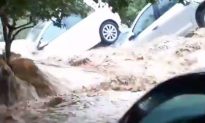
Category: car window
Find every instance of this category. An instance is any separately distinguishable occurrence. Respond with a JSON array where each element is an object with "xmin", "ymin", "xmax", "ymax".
[
  {"xmin": 156, "ymin": 0, "xmax": 177, "ymax": 16},
  {"xmin": 40, "ymin": 14, "xmax": 83, "ymax": 43},
  {"xmin": 138, "ymin": 72, "xmax": 205, "ymax": 113},
  {"xmin": 132, "ymin": 5, "xmax": 157, "ymax": 36},
  {"xmin": 26, "ymin": 22, "xmax": 47, "ymax": 42},
  {"xmin": 40, "ymin": 23, "xmax": 66, "ymax": 43},
  {"xmin": 61, "ymin": 14, "xmax": 83, "ymax": 30}
]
